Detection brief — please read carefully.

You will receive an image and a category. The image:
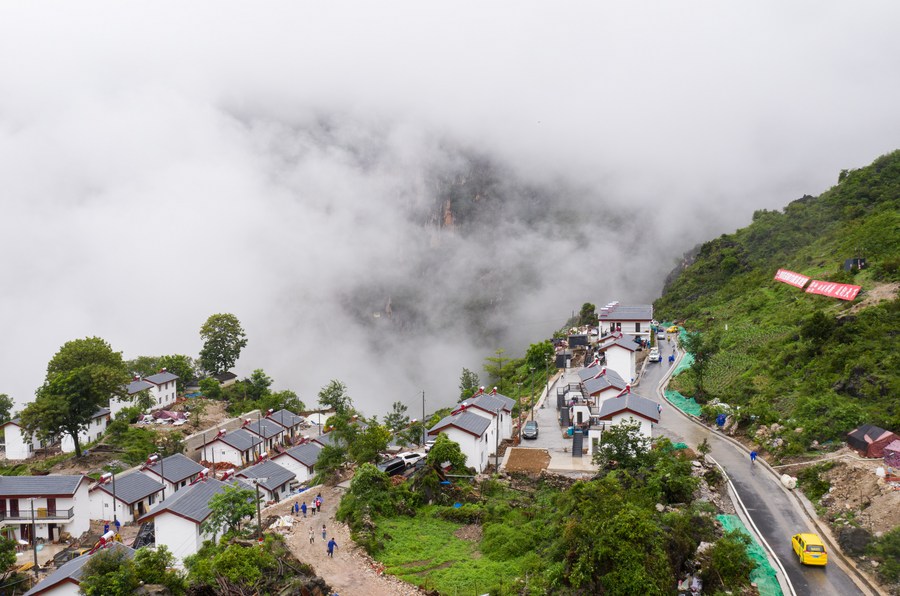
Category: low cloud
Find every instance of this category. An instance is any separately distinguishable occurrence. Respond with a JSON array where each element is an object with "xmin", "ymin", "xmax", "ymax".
[{"xmin": 1, "ymin": 2, "xmax": 898, "ymax": 416}]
